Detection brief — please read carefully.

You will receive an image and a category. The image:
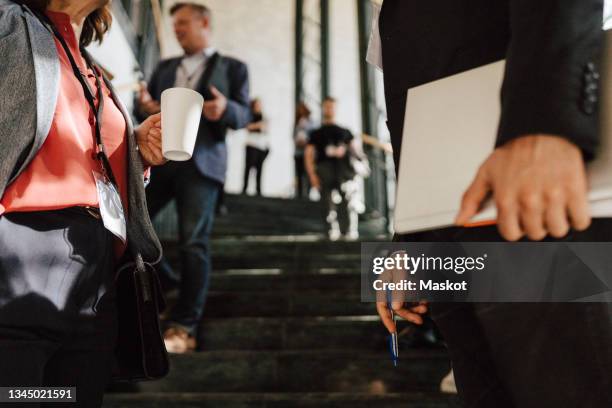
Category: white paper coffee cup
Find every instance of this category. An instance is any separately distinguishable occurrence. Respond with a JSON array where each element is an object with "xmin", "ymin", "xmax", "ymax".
[{"xmin": 161, "ymin": 87, "xmax": 204, "ymax": 161}]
